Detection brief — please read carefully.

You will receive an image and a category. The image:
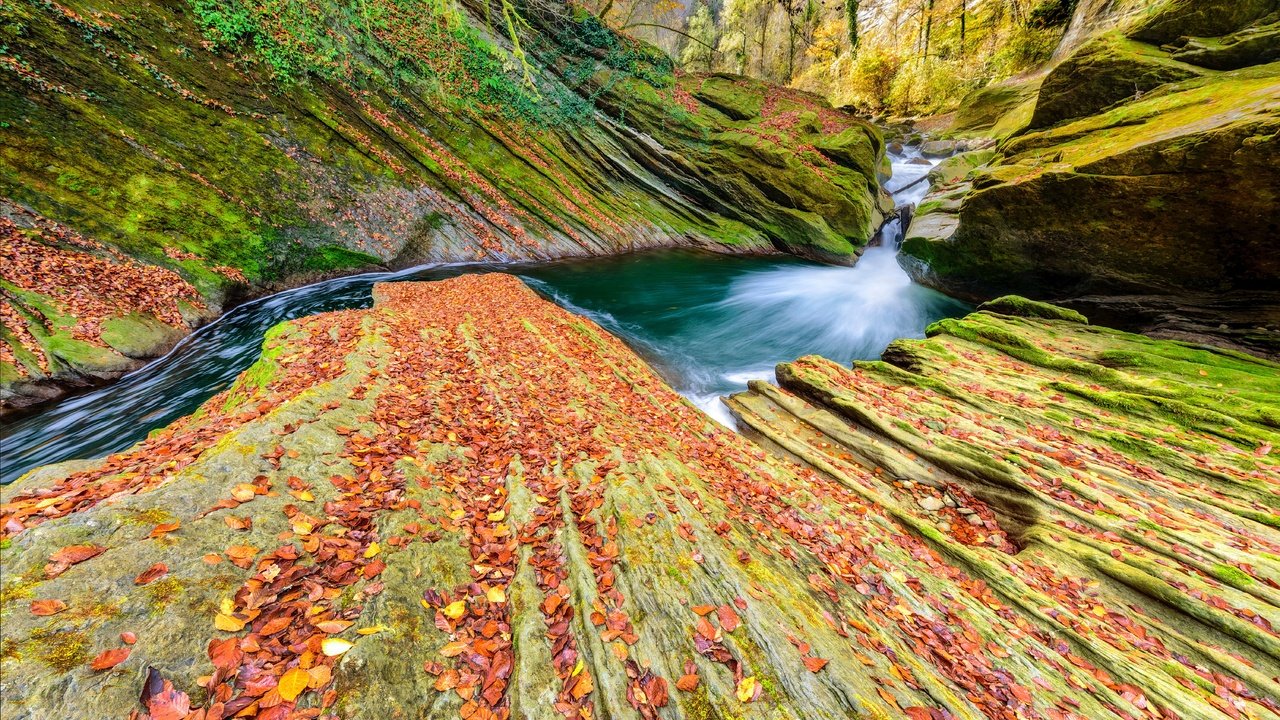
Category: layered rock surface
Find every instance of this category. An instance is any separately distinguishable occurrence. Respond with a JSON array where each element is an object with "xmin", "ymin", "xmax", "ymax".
[
  {"xmin": 3, "ymin": 277, "xmax": 1278, "ymax": 719},
  {"xmin": 900, "ymin": 0, "xmax": 1280, "ymax": 342},
  {"xmin": 0, "ymin": 0, "xmax": 887, "ymax": 408}
]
